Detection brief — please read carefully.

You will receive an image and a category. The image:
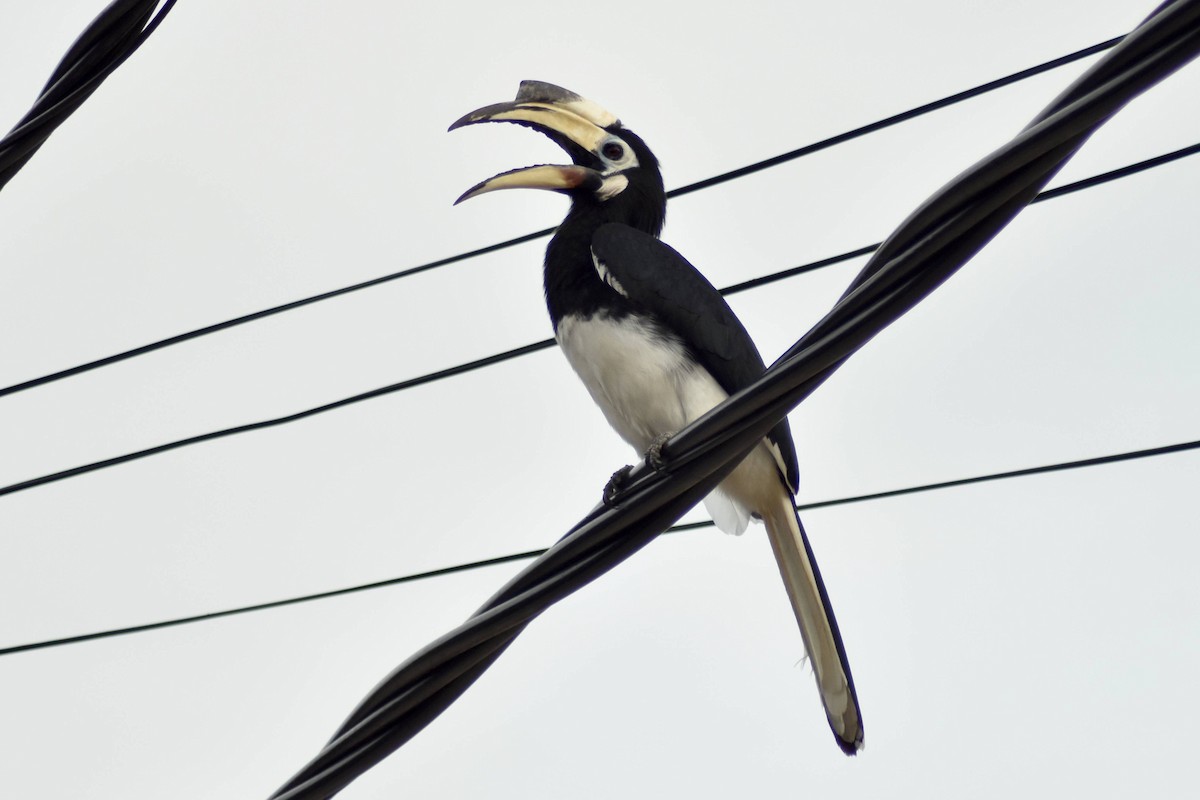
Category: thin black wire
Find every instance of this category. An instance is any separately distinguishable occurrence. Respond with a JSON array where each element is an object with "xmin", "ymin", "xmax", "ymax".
[
  {"xmin": 267, "ymin": 5, "xmax": 1200, "ymax": 795},
  {"xmin": 1, "ymin": 436, "xmax": 1195, "ymax": 659},
  {"xmin": 0, "ymin": 549, "xmax": 545, "ymax": 658},
  {"xmin": 1, "ymin": 140, "xmax": 1195, "ymax": 501},
  {"xmin": 0, "ymin": 35, "xmax": 1123, "ymax": 400},
  {"xmin": 0, "ymin": 339, "xmax": 556, "ymax": 498}
]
